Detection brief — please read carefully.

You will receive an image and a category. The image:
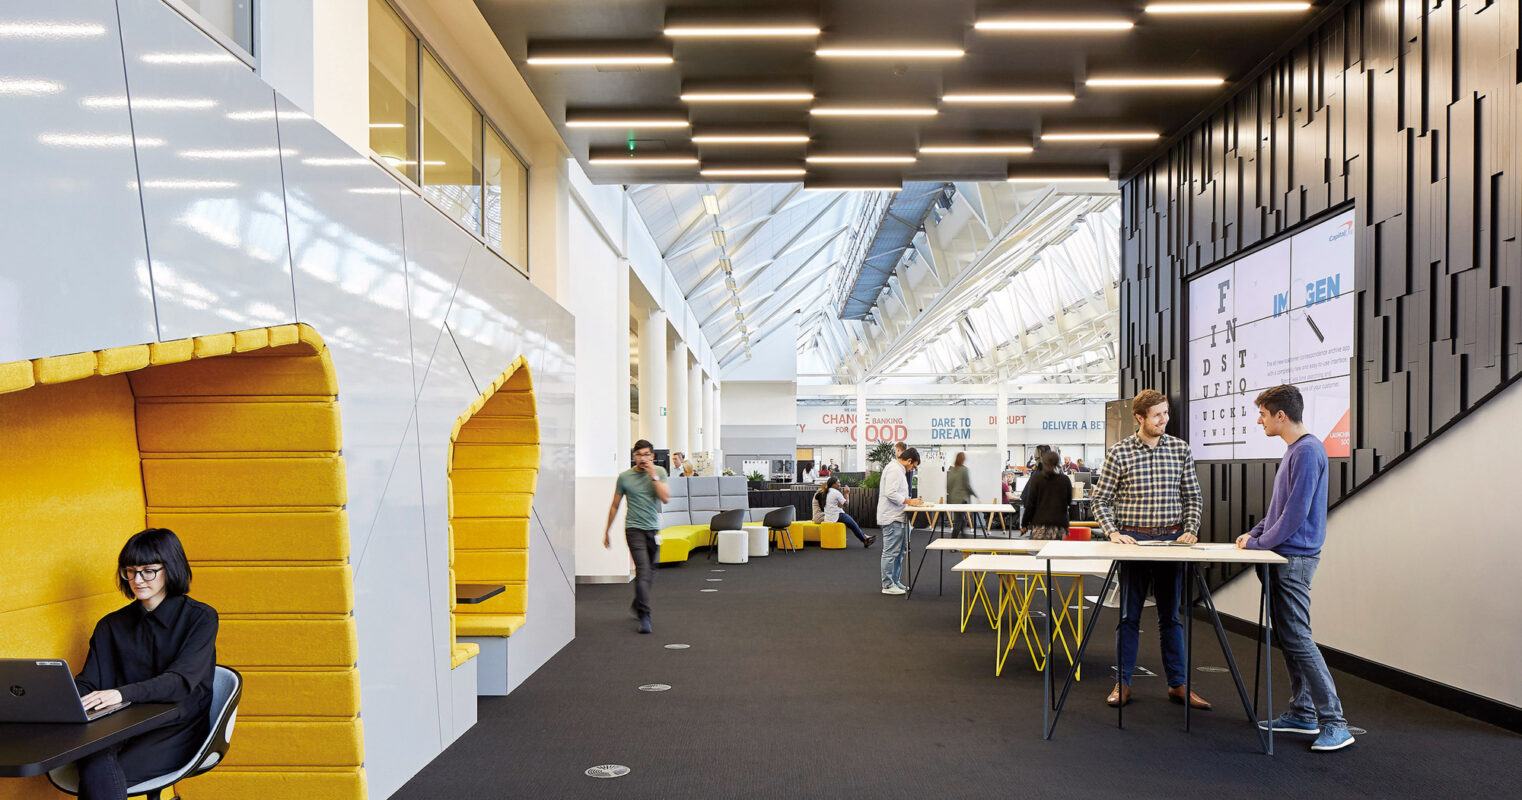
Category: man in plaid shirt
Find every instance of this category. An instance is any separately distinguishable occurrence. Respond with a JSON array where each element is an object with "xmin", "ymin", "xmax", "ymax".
[{"xmin": 1091, "ymin": 390, "xmax": 1210, "ymax": 710}]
